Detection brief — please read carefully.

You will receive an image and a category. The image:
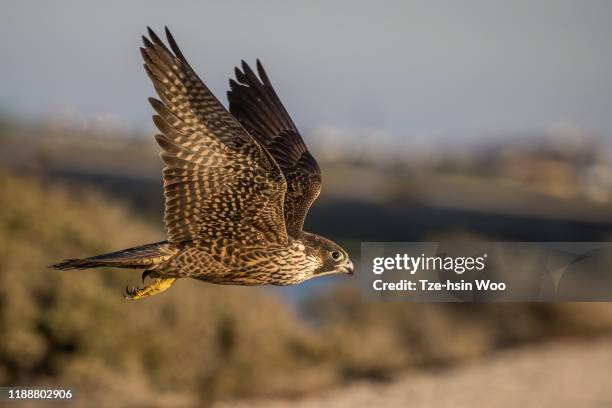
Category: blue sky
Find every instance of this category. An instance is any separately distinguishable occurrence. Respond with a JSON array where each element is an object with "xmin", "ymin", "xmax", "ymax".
[{"xmin": 2, "ymin": 0, "xmax": 612, "ymax": 146}]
